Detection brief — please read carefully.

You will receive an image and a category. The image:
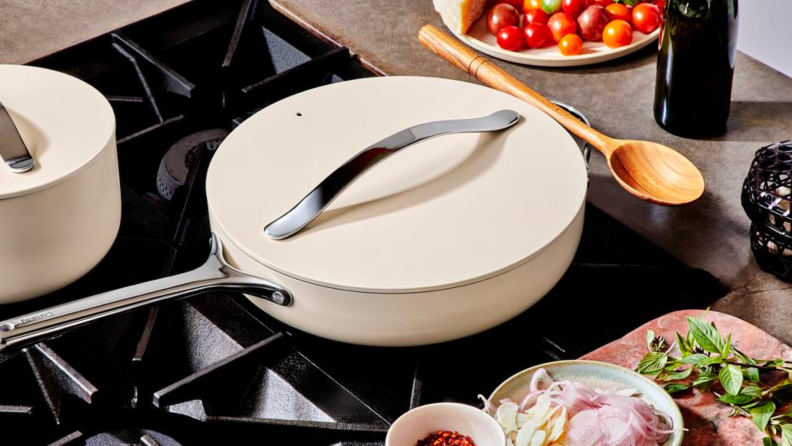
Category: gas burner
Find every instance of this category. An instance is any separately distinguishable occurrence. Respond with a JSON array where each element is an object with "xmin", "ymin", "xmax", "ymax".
[
  {"xmin": 0, "ymin": 0, "xmax": 726, "ymax": 444},
  {"xmin": 156, "ymin": 129, "xmax": 228, "ymax": 201}
]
